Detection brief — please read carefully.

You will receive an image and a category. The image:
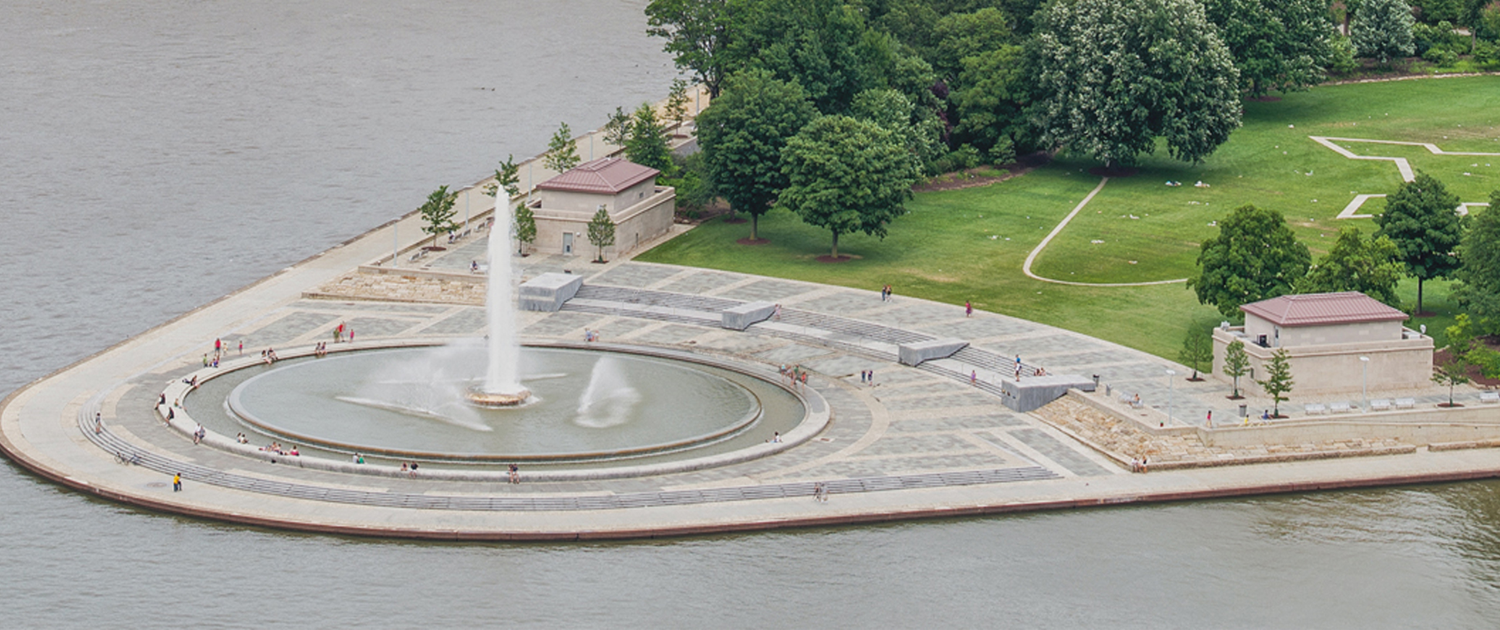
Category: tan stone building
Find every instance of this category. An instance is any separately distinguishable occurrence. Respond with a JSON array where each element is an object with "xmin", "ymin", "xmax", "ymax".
[
  {"xmin": 1211, "ymin": 292, "xmax": 1433, "ymax": 397},
  {"xmin": 524, "ymin": 157, "xmax": 675, "ymax": 258}
]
